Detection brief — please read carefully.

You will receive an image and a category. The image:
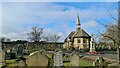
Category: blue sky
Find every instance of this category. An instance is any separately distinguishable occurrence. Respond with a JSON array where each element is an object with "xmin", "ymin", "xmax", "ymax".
[{"xmin": 1, "ymin": 2, "xmax": 118, "ymax": 41}]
